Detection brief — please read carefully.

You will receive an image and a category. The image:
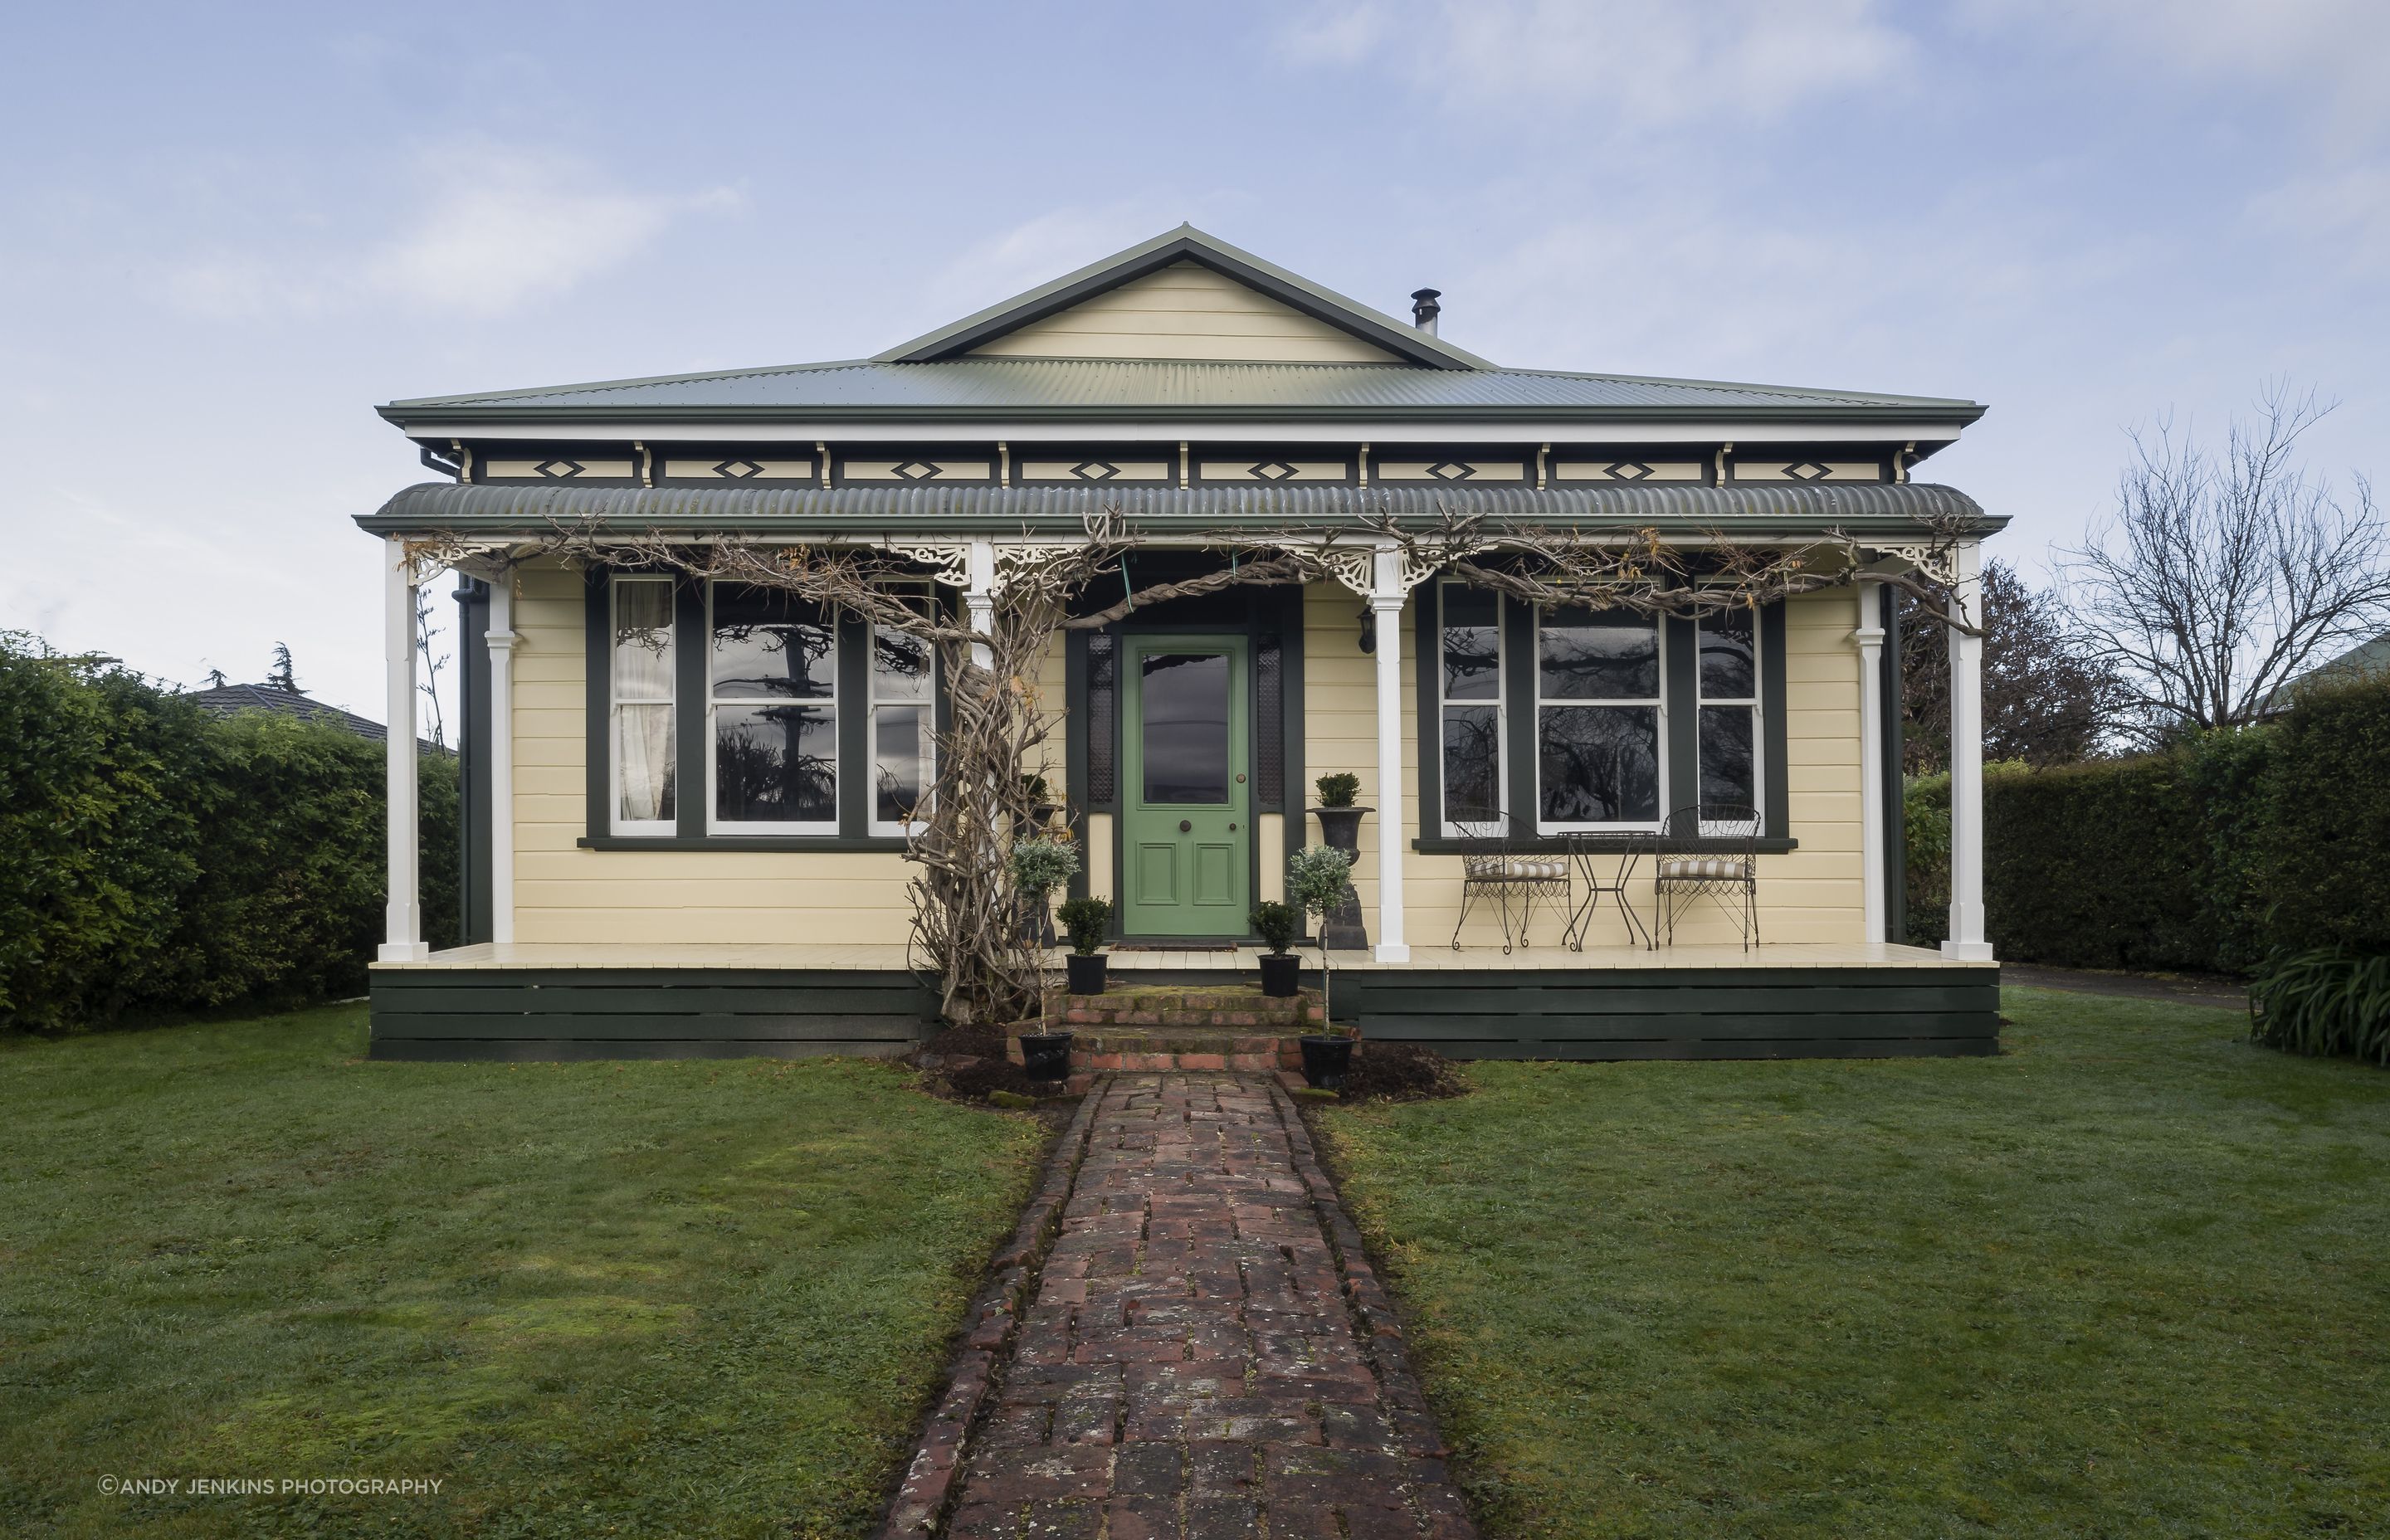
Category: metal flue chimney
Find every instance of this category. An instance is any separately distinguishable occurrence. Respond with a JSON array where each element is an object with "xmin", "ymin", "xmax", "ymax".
[{"xmin": 1410, "ymin": 288, "xmax": 1441, "ymax": 336}]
